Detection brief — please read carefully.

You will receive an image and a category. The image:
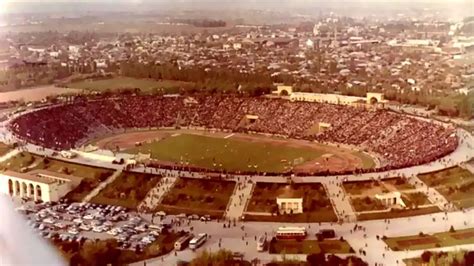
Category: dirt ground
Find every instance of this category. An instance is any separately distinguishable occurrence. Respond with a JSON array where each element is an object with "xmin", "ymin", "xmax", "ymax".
[{"xmin": 93, "ymin": 129, "xmax": 373, "ymax": 173}]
